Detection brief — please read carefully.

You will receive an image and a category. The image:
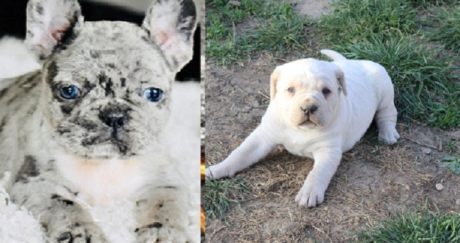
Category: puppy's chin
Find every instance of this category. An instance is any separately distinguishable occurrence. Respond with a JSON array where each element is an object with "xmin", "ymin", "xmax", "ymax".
[
  {"xmin": 68, "ymin": 143, "xmax": 135, "ymax": 160},
  {"xmin": 90, "ymin": 141, "xmax": 131, "ymax": 158},
  {"xmin": 298, "ymin": 119, "xmax": 319, "ymax": 128},
  {"xmin": 56, "ymin": 135, "xmax": 141, "ymax": 160},
  {"xmin": 285, "ymin": 110, "xmax": 325, "ymax": 129}
]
